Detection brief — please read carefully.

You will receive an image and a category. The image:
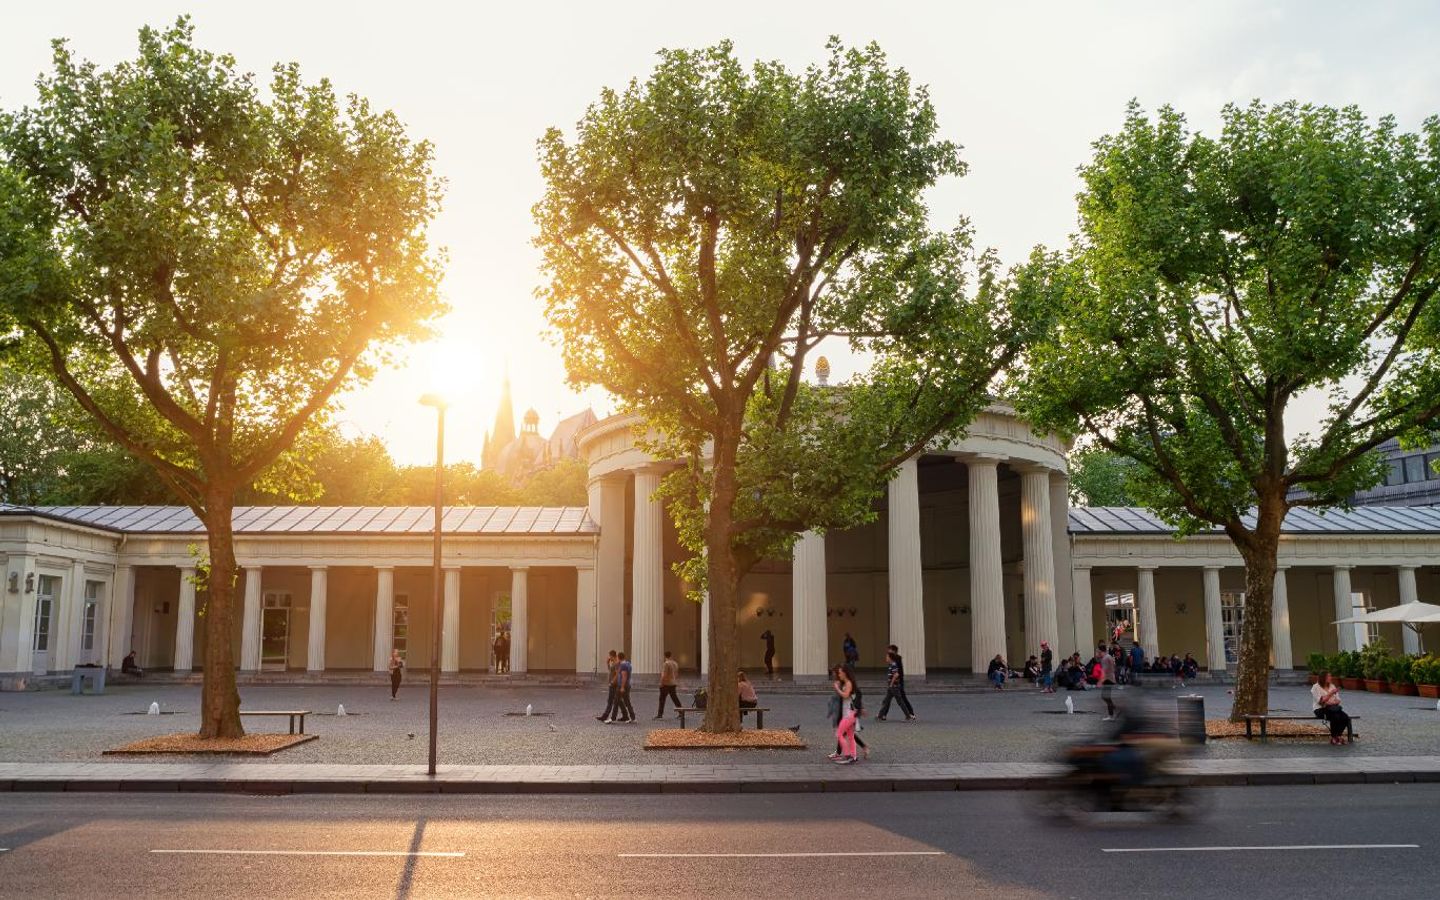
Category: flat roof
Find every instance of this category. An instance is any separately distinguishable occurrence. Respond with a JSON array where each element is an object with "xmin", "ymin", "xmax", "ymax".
[
  {"xmin": 1067, "ymin": 505, "xmax": 1440, "ymax": 536},
  {"xmin": 0, "ymin": 504, "xmax": 597, "ymax": 537}
]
